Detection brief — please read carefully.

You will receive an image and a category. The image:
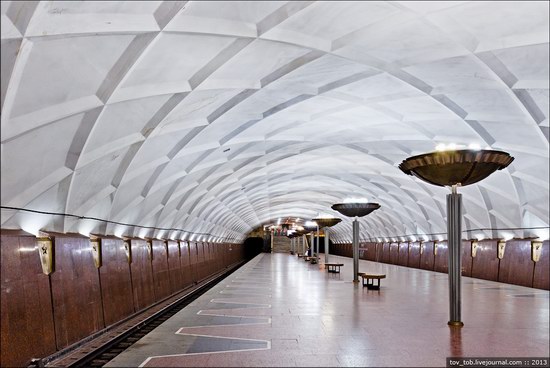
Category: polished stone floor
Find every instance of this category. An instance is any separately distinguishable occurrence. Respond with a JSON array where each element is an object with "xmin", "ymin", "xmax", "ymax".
[{"xmin": 106, "ymin": 253, "xmax": 549, "ymax": 367}]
